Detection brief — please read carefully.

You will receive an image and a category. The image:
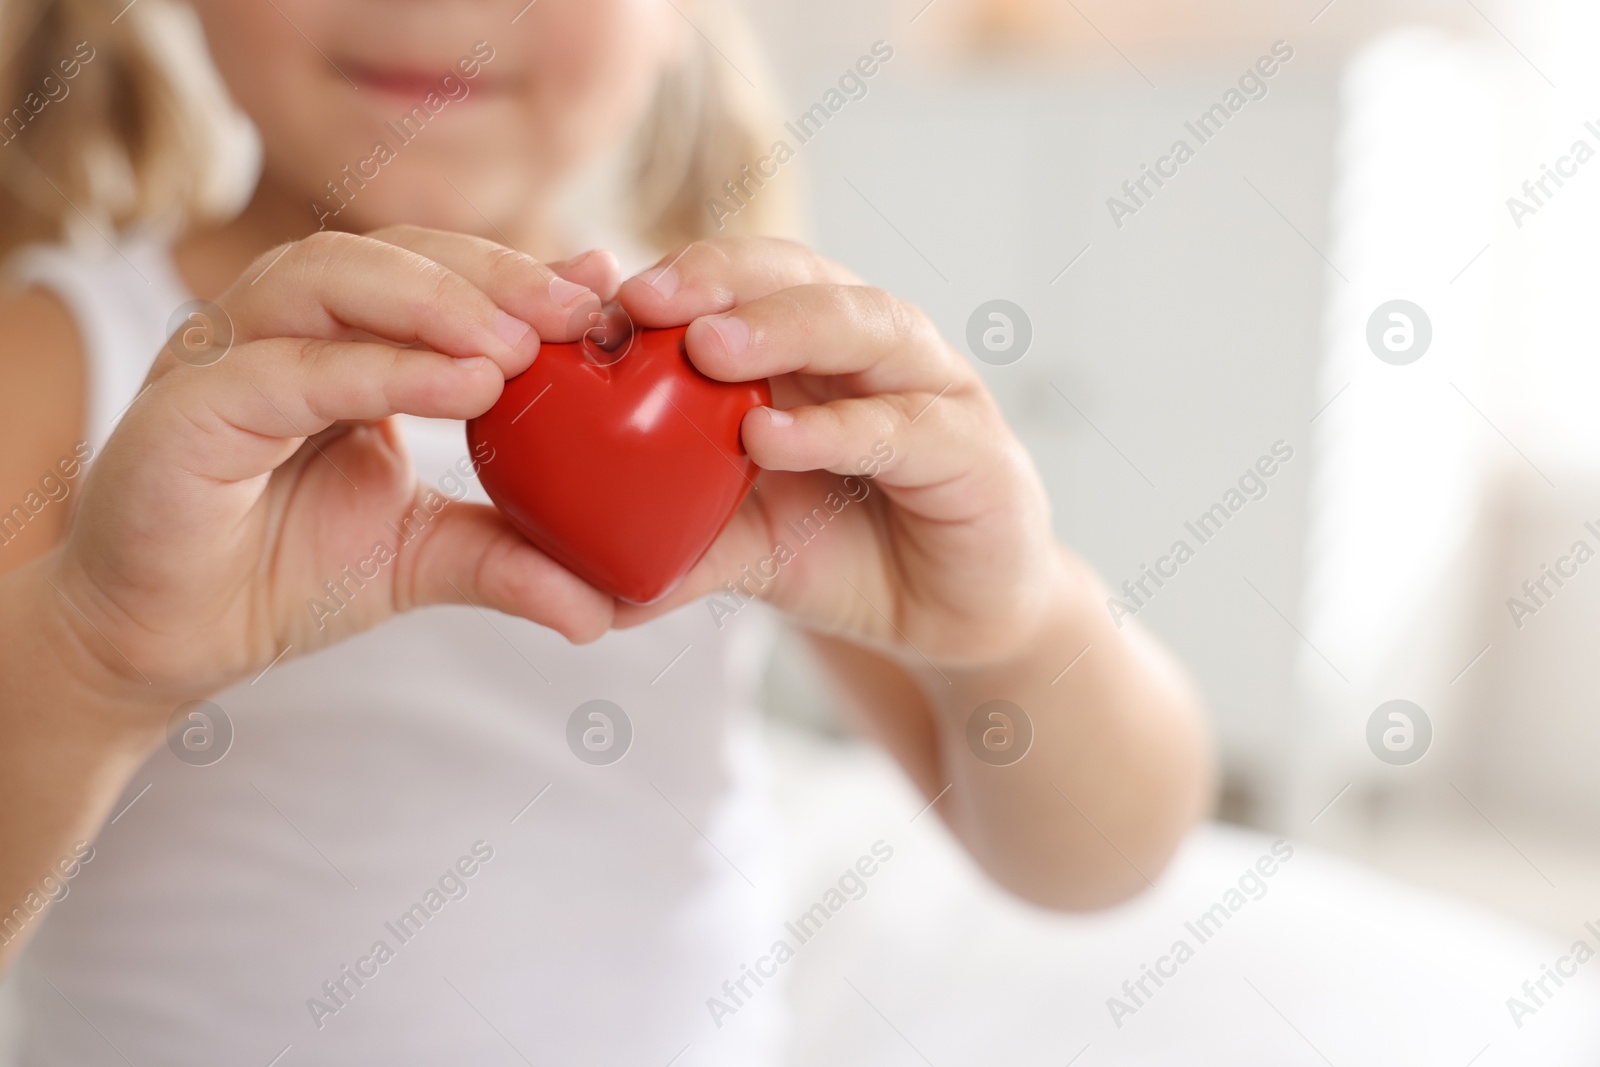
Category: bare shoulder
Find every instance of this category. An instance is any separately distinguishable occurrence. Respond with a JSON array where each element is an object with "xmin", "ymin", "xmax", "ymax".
[{"xmin": 0, "ymin": 285, "xmax": 86, "ymax": 571}]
